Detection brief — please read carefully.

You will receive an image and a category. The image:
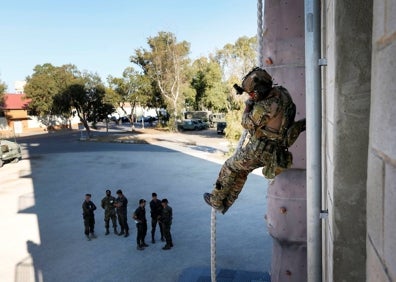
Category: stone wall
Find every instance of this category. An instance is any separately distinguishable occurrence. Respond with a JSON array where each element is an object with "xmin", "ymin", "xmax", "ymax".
[
  {"xmin": 366, "ymin": 0, "xmax": 396, "ymax": 280},
  {"xmin": 322, "ymin": 0, "xmax": 372, "ymax": 281}
]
